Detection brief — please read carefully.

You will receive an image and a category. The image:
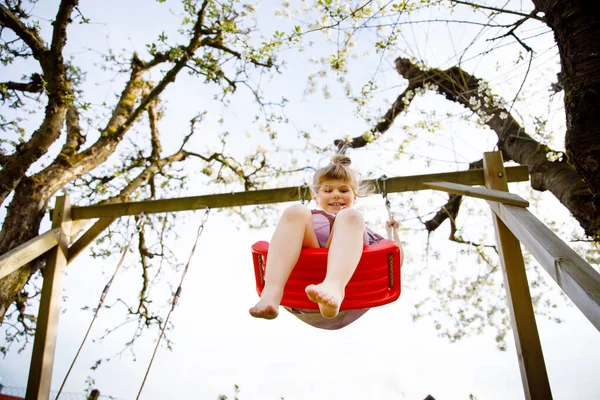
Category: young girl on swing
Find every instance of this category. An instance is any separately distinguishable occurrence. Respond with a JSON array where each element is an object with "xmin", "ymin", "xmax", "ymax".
[{"xmin": 249, "ymin": 154, "xmax": 402, "ymax": 329}]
